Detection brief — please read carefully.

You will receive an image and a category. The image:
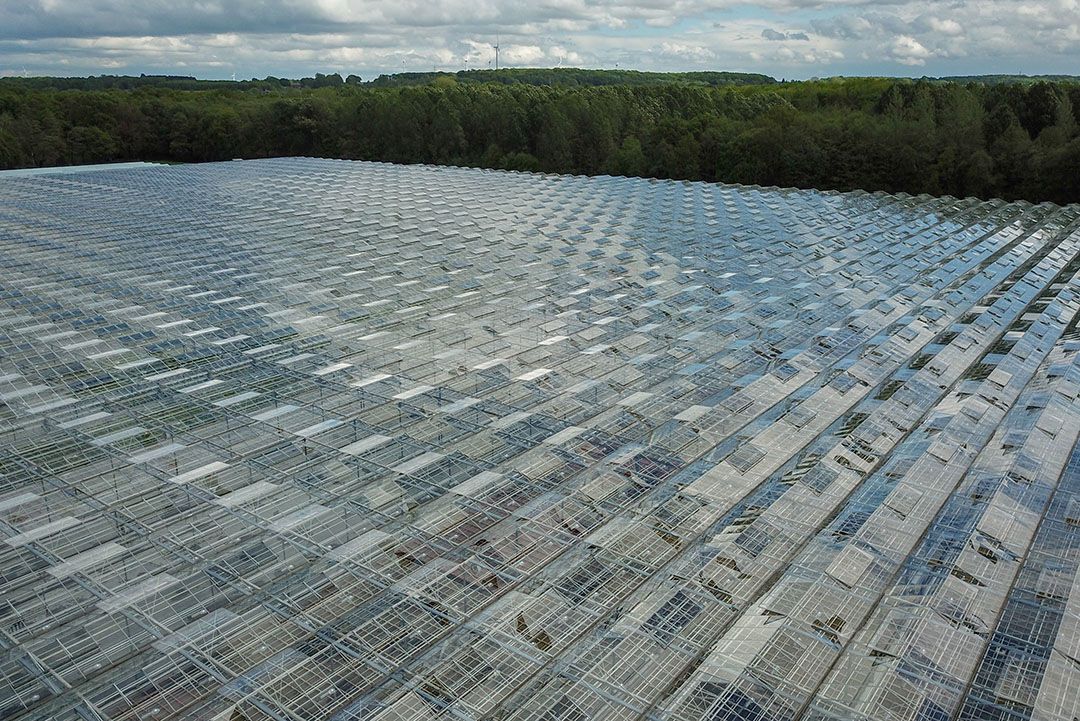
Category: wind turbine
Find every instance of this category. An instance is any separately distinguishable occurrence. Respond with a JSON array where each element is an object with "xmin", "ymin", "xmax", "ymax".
[{"xmin": 493, "ymin": 33, "xmax": 500, "ymax": 71}]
